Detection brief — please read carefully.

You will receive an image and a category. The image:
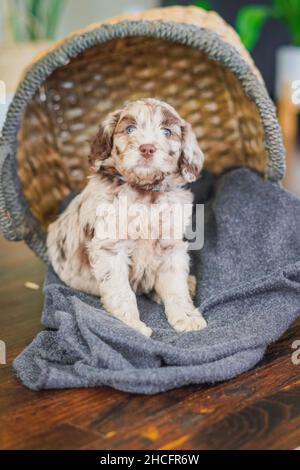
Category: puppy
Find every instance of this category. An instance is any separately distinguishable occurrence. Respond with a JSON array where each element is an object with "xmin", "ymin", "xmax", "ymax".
[{"xmin": 47, "ymin": 98, "xmax": 207, "ymax": 337}]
